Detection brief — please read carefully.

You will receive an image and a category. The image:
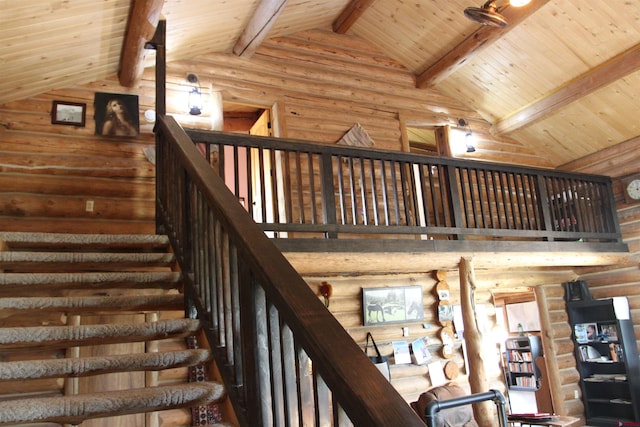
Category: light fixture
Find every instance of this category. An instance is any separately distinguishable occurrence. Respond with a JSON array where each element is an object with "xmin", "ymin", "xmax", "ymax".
[
  {"xmin": 464, "ymin": 0, "xmax": 531, "ymax": 27},
  {"xmin": 458, "ymin": 118, "xmax": 476, "ymax": 153},
  {"xmin": 187, "ymin": 73, "xmax": 202, "ymax": 116}
]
